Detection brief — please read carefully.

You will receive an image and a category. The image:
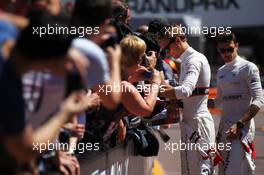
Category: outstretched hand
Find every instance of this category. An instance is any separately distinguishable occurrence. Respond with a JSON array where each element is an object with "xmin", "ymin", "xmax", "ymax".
[{"xmin": 158, "ymin": 84, "xmax": 177, "ymax": 99}]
